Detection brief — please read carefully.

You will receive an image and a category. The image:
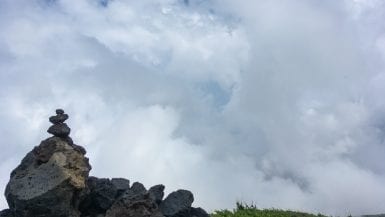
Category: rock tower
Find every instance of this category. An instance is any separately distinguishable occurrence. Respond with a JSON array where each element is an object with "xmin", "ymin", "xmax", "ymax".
[{"xmin": 0, "ymin": 109, "xmax": 208, "ymax": 217}]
